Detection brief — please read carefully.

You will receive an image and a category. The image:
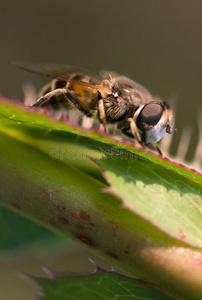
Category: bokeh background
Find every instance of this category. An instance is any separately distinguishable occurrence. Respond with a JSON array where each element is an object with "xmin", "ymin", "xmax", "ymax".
[{"xmin": 0, "ymin": 1, "xmax": 201, "ymax": 299}]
